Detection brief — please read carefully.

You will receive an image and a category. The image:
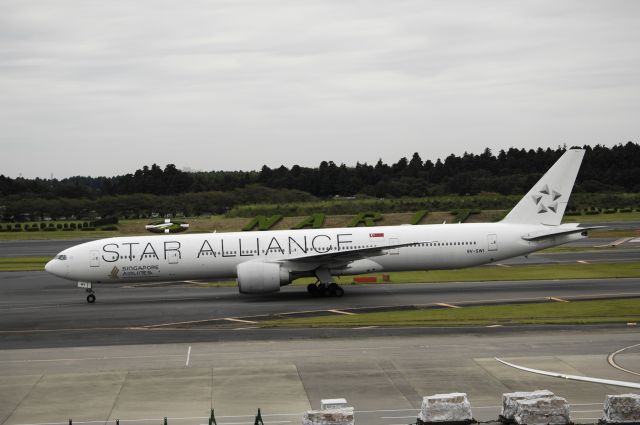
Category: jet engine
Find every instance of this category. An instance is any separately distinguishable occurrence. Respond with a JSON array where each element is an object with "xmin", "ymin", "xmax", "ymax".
[{"xmin": 237, "ymin": 261, "xmax": 291, "ymax": 294}]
